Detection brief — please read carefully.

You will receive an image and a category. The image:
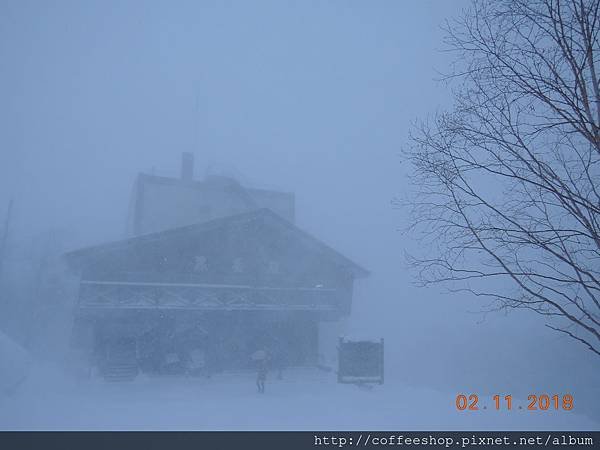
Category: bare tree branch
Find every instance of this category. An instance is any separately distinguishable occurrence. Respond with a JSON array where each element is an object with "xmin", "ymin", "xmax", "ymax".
[{"xmin": 407, "ymin": 0, "xmax": 600, "ymax": 357}]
